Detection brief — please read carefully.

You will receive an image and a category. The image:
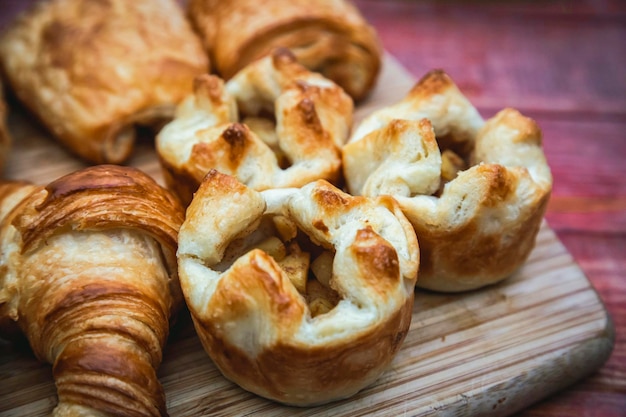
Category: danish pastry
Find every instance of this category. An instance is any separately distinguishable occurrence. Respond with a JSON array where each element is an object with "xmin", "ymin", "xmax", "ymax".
[
  {"xmin": 177, "ymin": 170, "xmax": 419, "ymax": 406},
  {"xmin": 186, "ymin": 0, "xmax": 382, "ymax": 101},
  {"xmin": 0, "ymin": 165, "xmax": 184, "ymax": 416},
  {"xmin": 0, "ymin": 0, "xmax": 209, "ymax": 164},
  {"xmin": 157, "ymin": 48, "xmax": 353, "ymax": 205},
  {"xmin": 343, "ymin": 70, "xmax": 552, "ymax": 292}
]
